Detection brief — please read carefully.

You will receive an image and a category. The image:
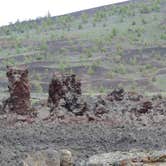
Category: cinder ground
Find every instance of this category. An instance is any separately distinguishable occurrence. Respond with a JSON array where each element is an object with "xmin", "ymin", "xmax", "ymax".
[
  {"xmin": 0, "ymin": 92, "xmax": 165, "ymax": 165},
  {"xmin": 0, "ymin": 120, "xmax": 166, "ymax": 165}
]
